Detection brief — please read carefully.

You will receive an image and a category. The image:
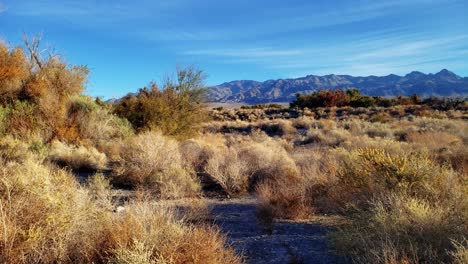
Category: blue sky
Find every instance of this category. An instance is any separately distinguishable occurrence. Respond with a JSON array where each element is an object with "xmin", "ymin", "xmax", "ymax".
[{"xmin": 0, "ymin": 0, "xmax": 467, "ymax": 98}]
